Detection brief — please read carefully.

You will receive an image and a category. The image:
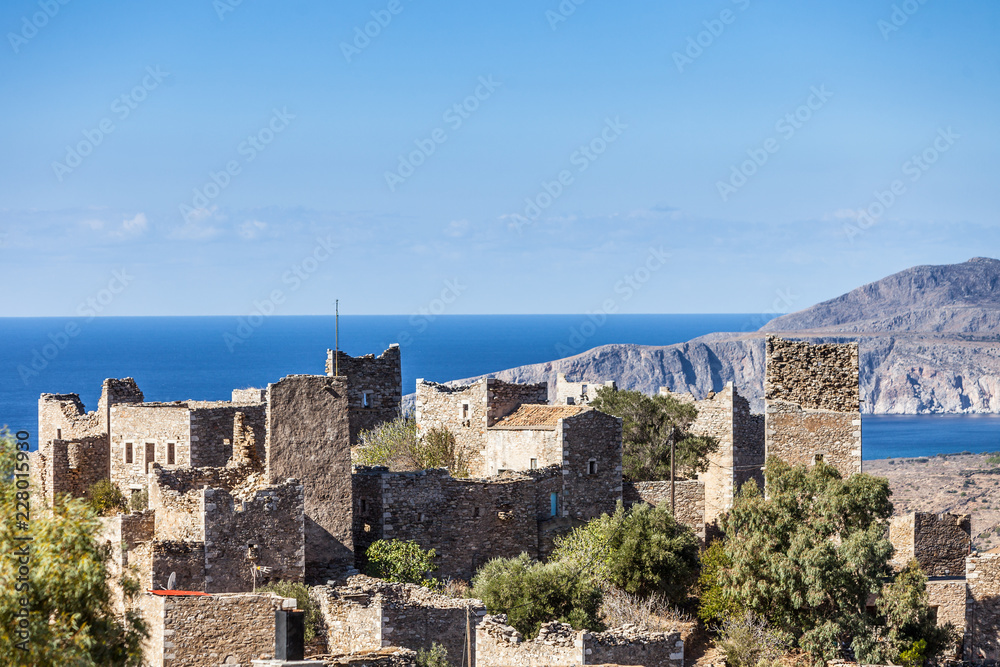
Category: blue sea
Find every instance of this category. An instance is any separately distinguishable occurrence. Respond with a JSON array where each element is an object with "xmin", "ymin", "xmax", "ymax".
[{"xmin": 1, "ymin": 315, "xmax": 997, "ymax": 460}]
